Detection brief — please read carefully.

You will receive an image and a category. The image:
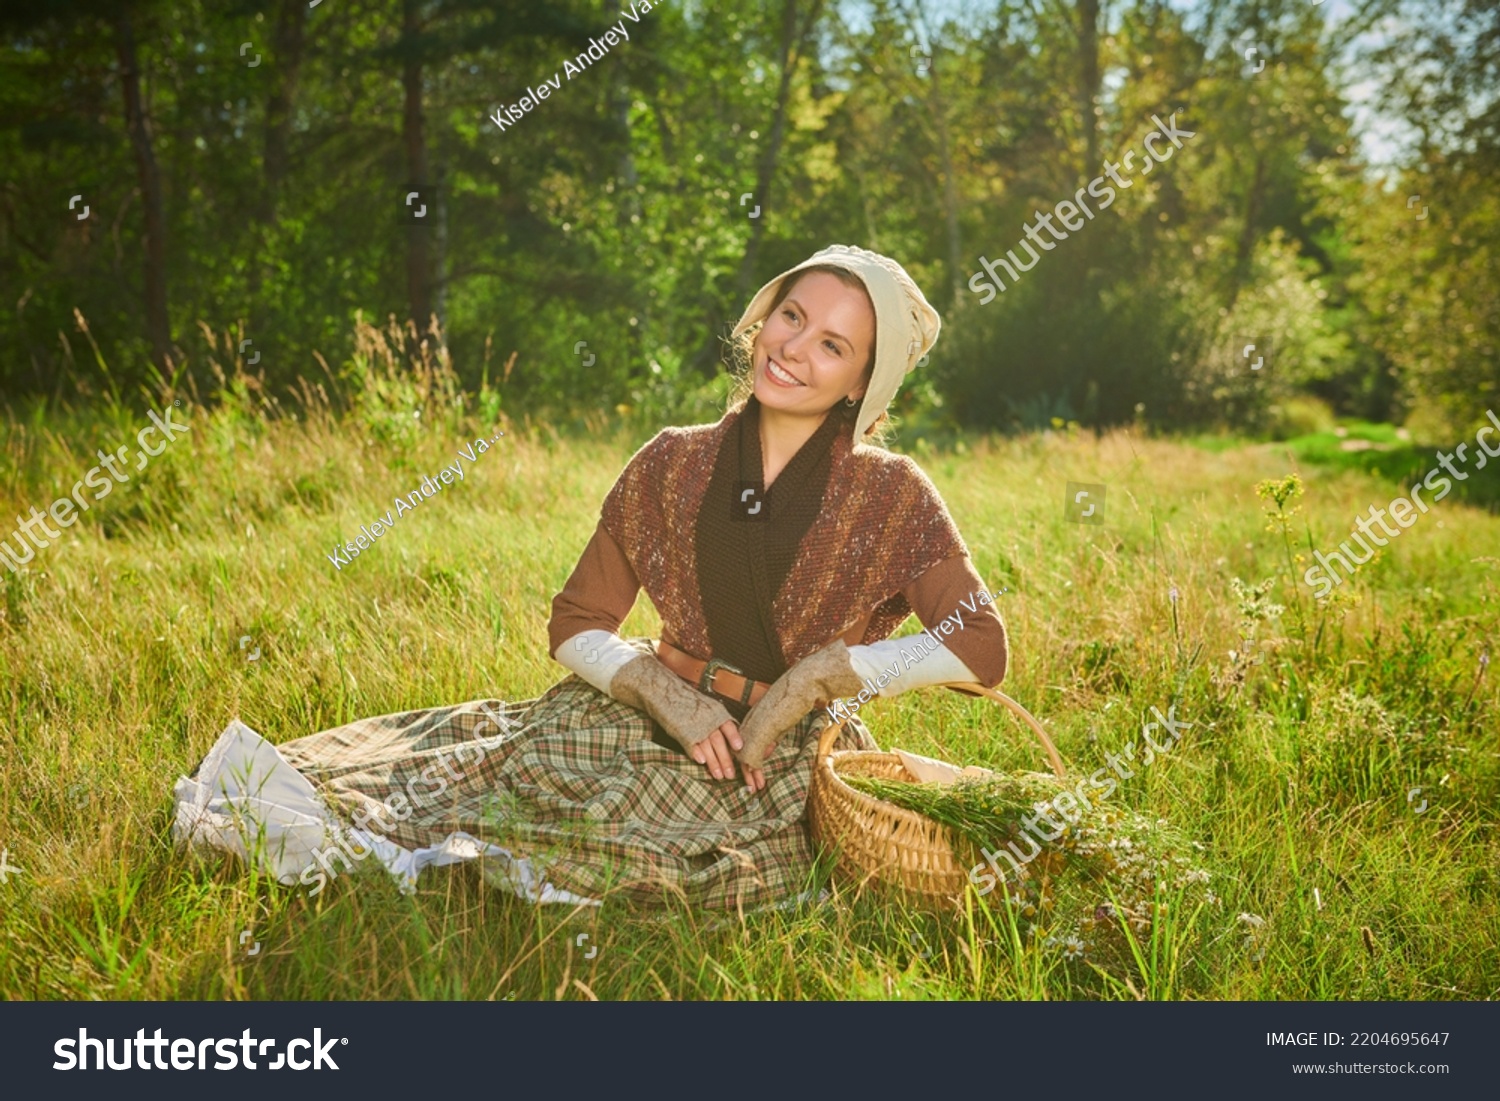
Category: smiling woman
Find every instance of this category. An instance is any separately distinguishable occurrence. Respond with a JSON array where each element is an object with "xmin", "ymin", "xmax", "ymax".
[{"xmin": 187, "ymin": 245, "xmax": 1011, "ymax": 911}]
